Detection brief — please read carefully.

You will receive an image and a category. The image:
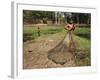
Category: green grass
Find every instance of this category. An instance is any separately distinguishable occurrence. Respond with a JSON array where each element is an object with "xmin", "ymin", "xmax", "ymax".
[
  {"xmin": 73, "ymin": 27, "xmax": 91, "ymax": 66},
  {"xmin": 74, "ymin": 35, "xmax": 91, "ymax": 66},
  {"xmin": 23, "ymin": 26, "xmax": 64, "ymax": 42},
  {"xmin": 73, "ymin": 27, "xmax": 90, "ymax": 40},
  {"xmin": 23, "ymin": 26, "xmax": 90, "ymax": 42}
]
